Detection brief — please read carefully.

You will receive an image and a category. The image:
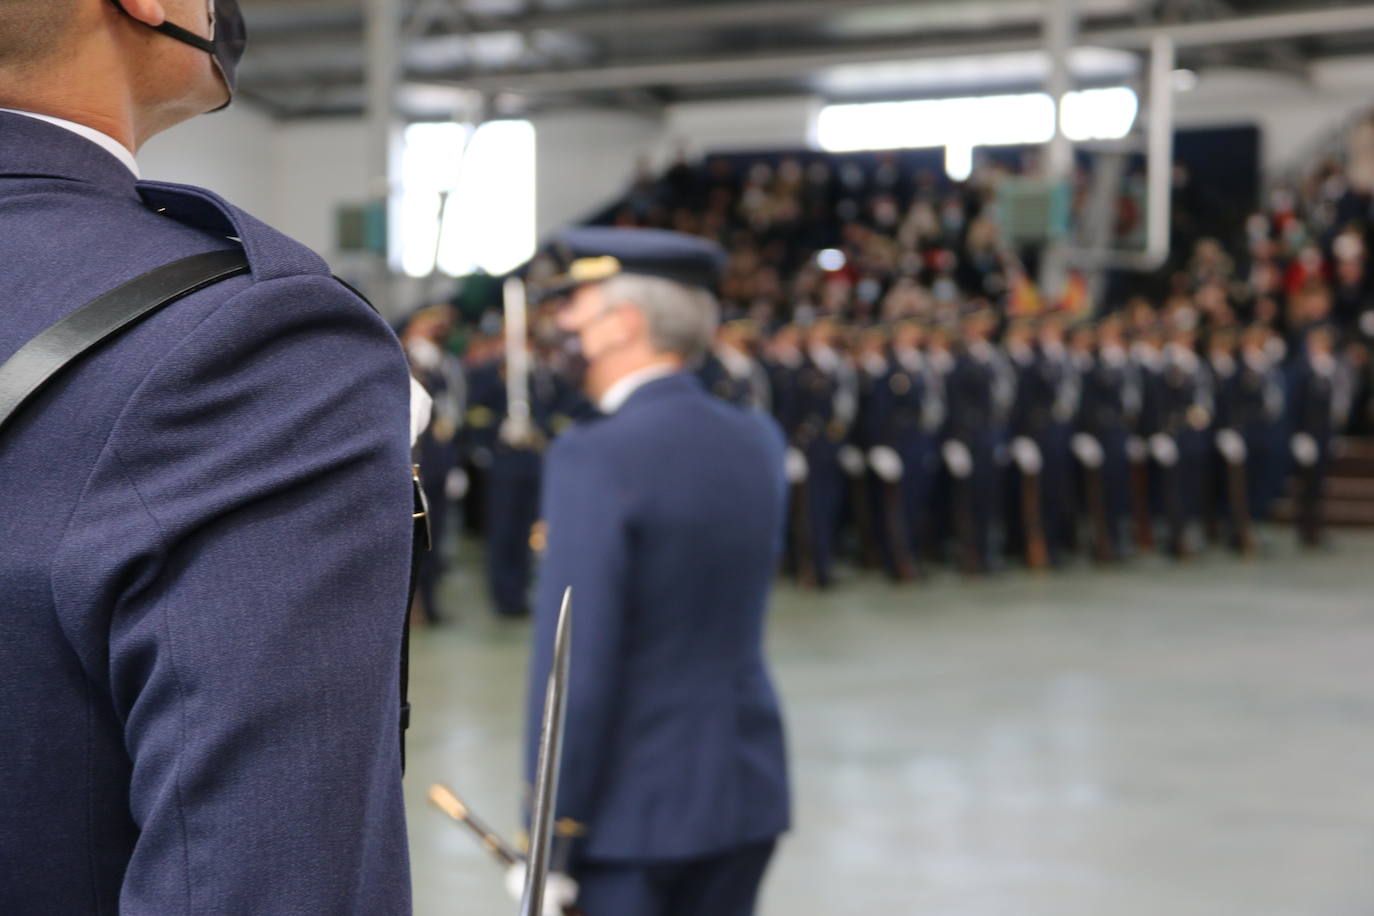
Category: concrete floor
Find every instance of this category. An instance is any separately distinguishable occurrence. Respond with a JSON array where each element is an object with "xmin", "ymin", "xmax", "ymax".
[{"xmin": 404, "ymin": 531, "xmax": 1374, "ymax": 915}]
